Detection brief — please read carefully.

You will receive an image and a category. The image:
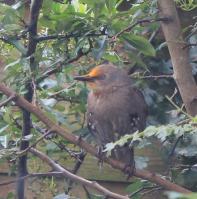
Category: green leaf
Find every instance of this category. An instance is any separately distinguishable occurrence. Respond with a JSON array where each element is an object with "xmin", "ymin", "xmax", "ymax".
[
  {"xmin": 126, "ymin": 179, "xmax": 143, "ymax": 193},
  {"xmin": 3, "ymin": 24, "xmax": 21, "ymax": 32},
  {"xmin": 103, "ymin": 142, "xmax": 115, "ymax": 156},
  {"xmin": 79, "ymin": 0, "xmax": 96, "ymax": 7},
  {"xmin": 53, "ymin": 193, "xmax": 79, "ymax": 199},
  {"xmin": 143, "ymin": 126, "xmax": 157, "ymax": 137},
  {"xmin": 122, "ymin": 33, "xmax": 156, "ymax": 56},
  {"xmin": 127, "ymin": 52, "xmax": 148, "ymax": 70},
  {"xmin": 0, "ymin": 125, "xmax": 9, "ymax": 135},
  {"xmin": 105, "ymin": 0, "xmax": 116, "ymax": 13},
  {"xmin": 40, "ymin": 98, "xmax": 57, "ymax": 107},
  {"xmin": 46, "ymin": 142, "xmax": 58, "ymax": 151},
  {"xmin": 4, "ymin": 59, "xmax": 21, "ymax": 71},
  {"xmin": 9, "ymin": 39, "xmax": 27, "ymax": 55},
  {"xmin": 192, "ymin": 116, "xmax": 197, "ymax": 123},
  {"xmin": 103, "ymin": 51, "xmax": 120, "ymax": 63},
  {"xmin": 166, "ymin": 191, "xmax": 197, "ymax": 199},
  {"xmin": 6, "ymin": 192, "xmax": 15, "ymax": 199}
]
